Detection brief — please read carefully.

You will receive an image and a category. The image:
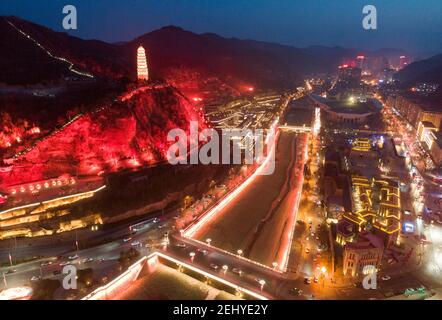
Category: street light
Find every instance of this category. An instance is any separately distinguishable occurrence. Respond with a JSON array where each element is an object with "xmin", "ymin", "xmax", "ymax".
[
  {"xmin": 237, "ymin": 249, "xmax": 243, "ymax": 257},
  {"xmin": 321, "ymin": 266, "xmax": 327, "ymax": 288},
  {"xmin": 206, "ymin": 238, "xmax": 212, "ymax": 246},
  {"xmin": 189, "ymin": 252, "xmax": 195, "ymax": 262}
]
